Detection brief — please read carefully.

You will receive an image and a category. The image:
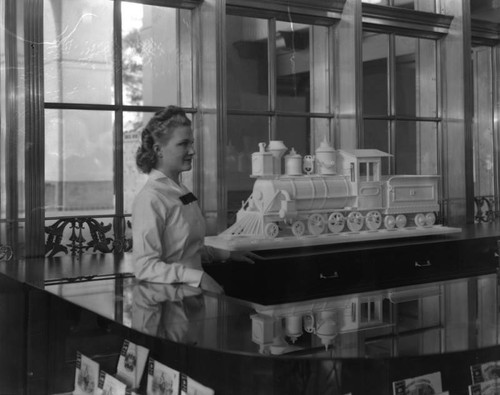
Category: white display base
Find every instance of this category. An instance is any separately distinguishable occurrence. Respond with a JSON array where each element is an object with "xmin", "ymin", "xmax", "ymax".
[{"xmin": 205, "ymin": 225, "xmax": 462, "ymax": 252}]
